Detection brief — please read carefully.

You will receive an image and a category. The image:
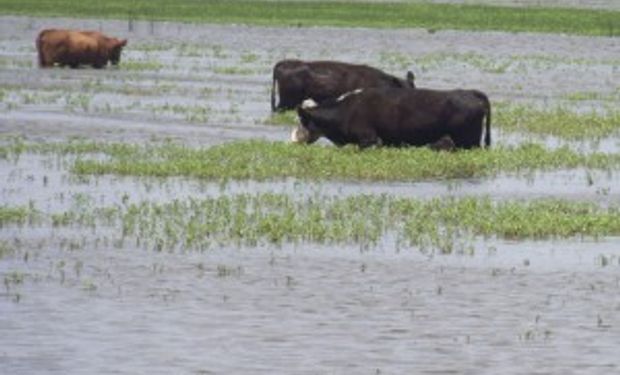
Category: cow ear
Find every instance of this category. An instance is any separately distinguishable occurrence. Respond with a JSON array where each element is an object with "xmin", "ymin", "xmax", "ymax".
[{"xmin": 406, "ymin": 71, "xmax": 415, "ymax": 88}]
